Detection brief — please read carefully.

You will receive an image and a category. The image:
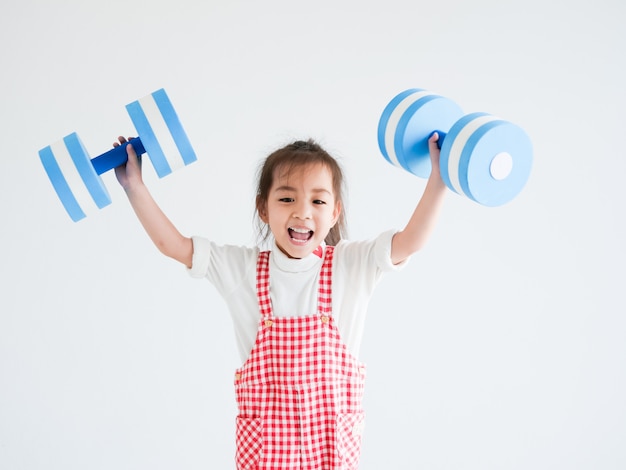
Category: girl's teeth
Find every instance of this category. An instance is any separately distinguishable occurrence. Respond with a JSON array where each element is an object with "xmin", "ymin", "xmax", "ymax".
[{"xmin": 289, "ymin": 228, "xmax": 313, "ymax": 241}]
